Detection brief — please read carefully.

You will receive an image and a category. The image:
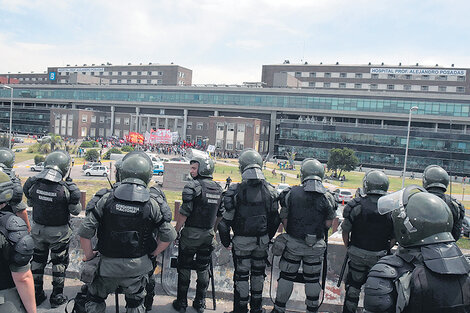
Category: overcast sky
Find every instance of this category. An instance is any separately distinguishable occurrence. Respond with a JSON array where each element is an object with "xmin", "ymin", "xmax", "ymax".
[{"xmin": 1, "ymin": 0, "xmax": 469, "ymax": 84}]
